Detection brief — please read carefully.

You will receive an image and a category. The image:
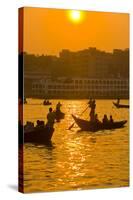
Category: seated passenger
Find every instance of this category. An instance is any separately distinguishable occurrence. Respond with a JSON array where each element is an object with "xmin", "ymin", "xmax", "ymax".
[
  {"xmin": 94, "ymin": 114, "xmax": 100, "ymax": 124},
  {"xmin": 102, "ymin": 114, "xmax": 109, "ymax": 124},
  {"xmin": 24, "ymin": 121, "xmax": 34, "ymax": 132},
  {"xmin": 110, "ymin": 115, "xmax": 114, "ymax": 123},
  {"xmin": 36, "ymin": 120, "xmax": 45, "ymax": 128}
]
